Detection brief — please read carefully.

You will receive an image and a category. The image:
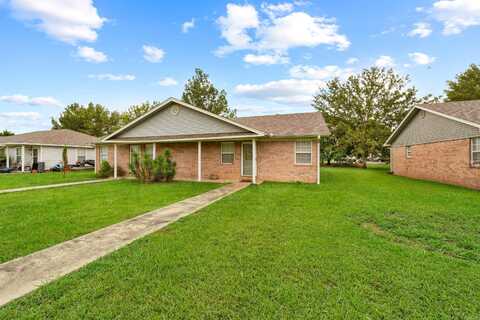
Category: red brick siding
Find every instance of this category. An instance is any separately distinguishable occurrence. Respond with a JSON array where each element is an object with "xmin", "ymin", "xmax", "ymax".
[
  {"xmin": 202, "ymin": 142, "xmax": 242, "ymax": 181},
  {"xmin": 391, "ymin": 139, "xmax": 480, "ymax": 190},
  {"xmin": 156, "ymin": 143, "xmax": 197, "ymax": 180},
  {"xmin": 257, "ymin": 140, "xmax": 318, "ymax": 183}
]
